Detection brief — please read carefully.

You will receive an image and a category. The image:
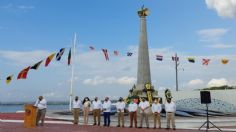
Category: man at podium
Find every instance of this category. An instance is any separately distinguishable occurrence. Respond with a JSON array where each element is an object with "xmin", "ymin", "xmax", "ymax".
[{"xmin": 34, "ymin": 96, "xmax": 47, "ymax": 126}]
